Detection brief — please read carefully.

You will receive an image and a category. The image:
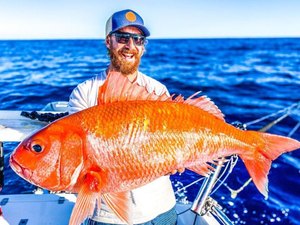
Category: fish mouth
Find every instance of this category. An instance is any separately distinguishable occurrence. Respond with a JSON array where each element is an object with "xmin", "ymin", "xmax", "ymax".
[{"xmin": 9, "ymin": 156, "xmax": 33, "ymax": 181}]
